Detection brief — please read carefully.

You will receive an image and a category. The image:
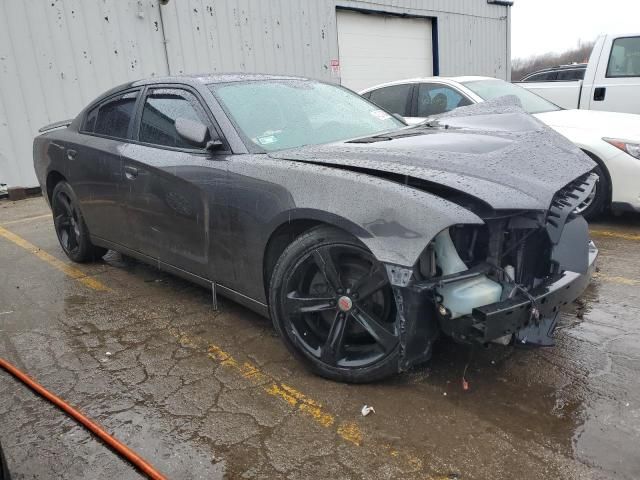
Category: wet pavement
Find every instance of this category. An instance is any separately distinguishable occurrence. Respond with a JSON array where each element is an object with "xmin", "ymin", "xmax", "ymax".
[{"xmin": 0, "ymin": 197, "xmax": 639, "ymax": 479}]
